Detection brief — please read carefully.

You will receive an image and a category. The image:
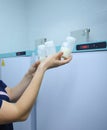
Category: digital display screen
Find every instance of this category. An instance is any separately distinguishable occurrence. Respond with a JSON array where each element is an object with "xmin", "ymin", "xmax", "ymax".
[
  {"xmin": 76, "ymin": 41, "xmax": 106, "ymax": 50},
  {"xmin": 80, "ymin": 45, "xmax": 89, "ymax": 49},
  {"xmin": 16, "ymin": 51, "xmax": 26, "ymax": 56}
]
